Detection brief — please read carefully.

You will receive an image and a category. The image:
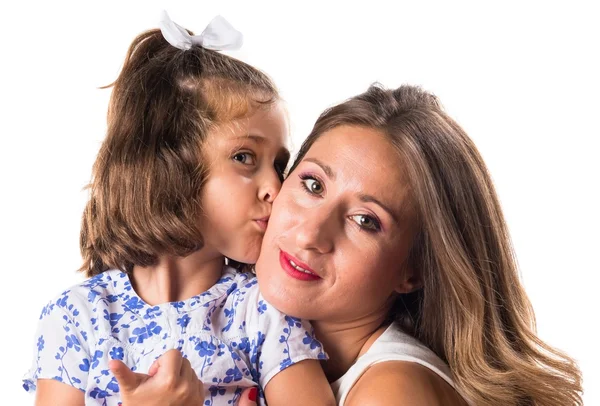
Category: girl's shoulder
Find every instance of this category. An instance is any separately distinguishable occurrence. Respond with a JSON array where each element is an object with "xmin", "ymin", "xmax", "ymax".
[
  {"xmin": 40, "ymin": 270, "xmax": 126, "ymax": 311},
  {"xmin": 36, "ymin": 270, "xmax": 130, "ymax": 336}
]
